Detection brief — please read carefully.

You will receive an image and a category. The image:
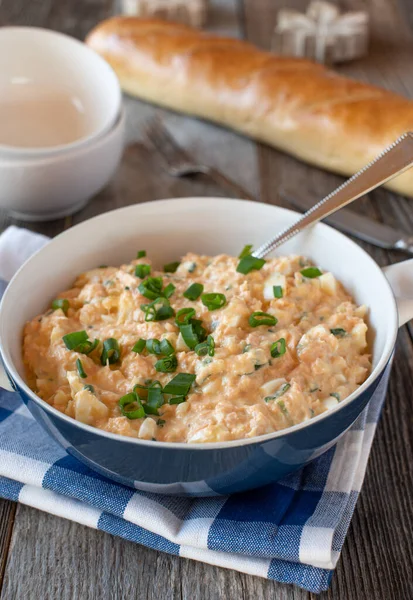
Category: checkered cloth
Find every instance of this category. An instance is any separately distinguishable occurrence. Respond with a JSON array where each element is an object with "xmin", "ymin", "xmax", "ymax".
[{"xmin": 0, "ymin": 227, "xmax": 389, "ymax": 593}]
